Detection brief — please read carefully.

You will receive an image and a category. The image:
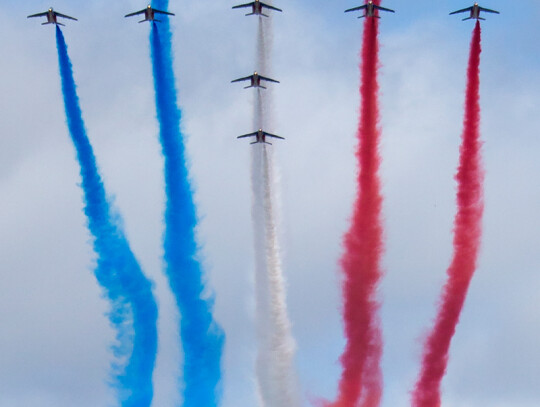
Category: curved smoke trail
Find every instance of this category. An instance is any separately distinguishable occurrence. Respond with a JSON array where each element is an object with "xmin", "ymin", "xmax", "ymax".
[
  {"xmin": 412, "ymin": 21, "xmax": 484, "ymax": 407},
  {"xmin": 148, "ymin": 1, "xmax": 225, "ymax": 406},
  {"xmin": 249, "ymin": 12, "xmax": 299, "ymax": 407},
  {"xmin": 55, "ymin": 27, "xmax": 158, "ymax": 407},
  {"xmin": 330, "ymin": 13, "xmax": 385, "ymax": 407}
]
